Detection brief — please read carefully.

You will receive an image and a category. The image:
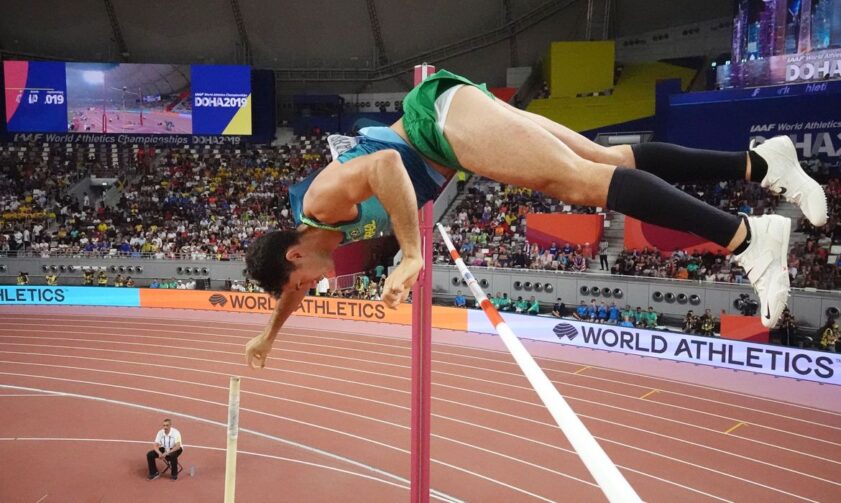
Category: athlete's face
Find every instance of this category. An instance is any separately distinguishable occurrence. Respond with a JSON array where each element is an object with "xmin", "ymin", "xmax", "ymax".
[{"xmin": 285, "ymin": 243, "xmax": 334, "ymax": 294}]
